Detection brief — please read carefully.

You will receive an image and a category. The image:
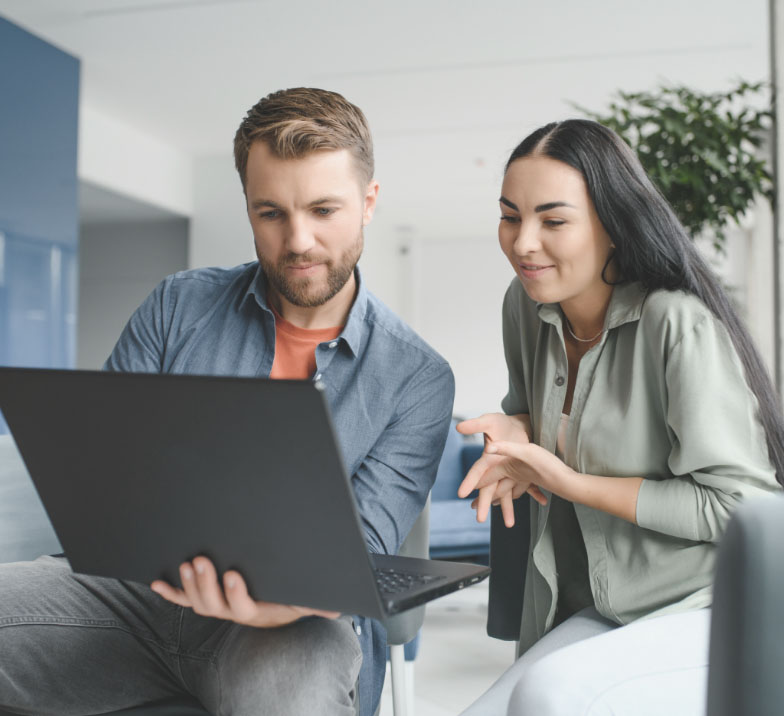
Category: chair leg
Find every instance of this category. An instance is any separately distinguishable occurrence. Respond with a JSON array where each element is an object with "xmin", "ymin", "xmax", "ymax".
[
  {"xmin": 405, "ymin": 661, "xmax": 415, "ymax": 716},
  {"xmin": 390, "ymin": 644, "xmax": 409, "ymax": 716}
]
